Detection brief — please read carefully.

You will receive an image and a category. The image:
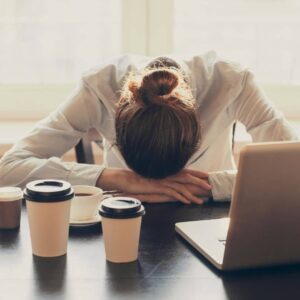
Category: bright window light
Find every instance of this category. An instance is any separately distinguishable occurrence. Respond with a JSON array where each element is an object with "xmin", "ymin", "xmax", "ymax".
[
  {"xmin": 174, "ymin": 0, "xmax": 300, "ymax": 84},
  {"xmin": 0, "ymin": 0, "xmax": 122, "ymax": 84}
]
